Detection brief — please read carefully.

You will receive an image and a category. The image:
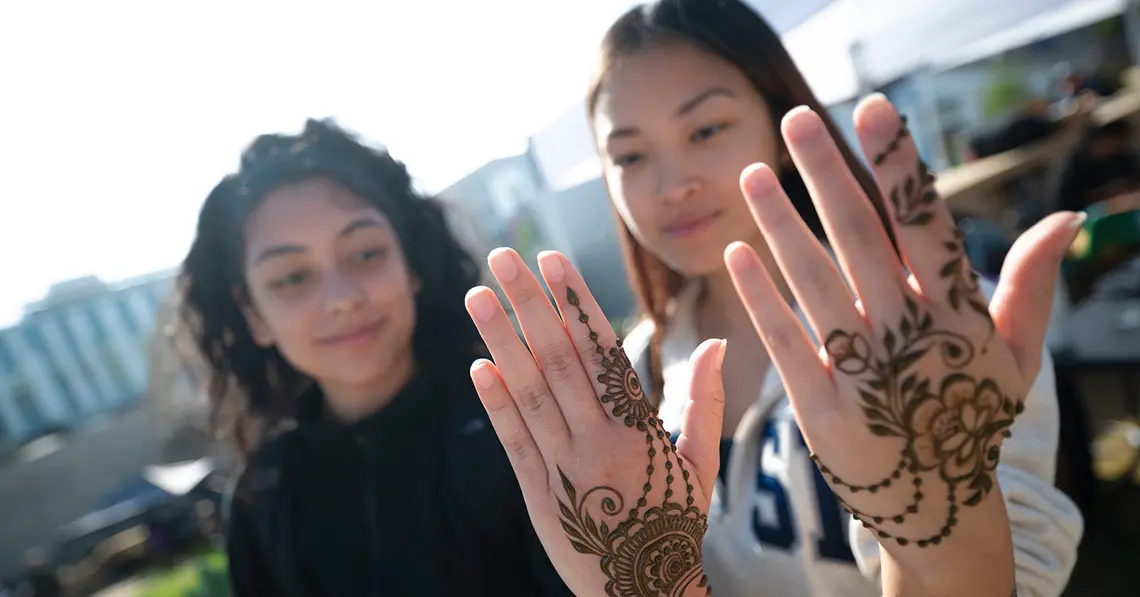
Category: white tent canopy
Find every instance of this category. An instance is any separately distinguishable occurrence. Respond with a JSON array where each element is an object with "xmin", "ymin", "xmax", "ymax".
[
  {"xmin": 794, "ymin": 0, "xmax": 1129, "ymax": 91},
  {"xmin": 931, "ymin": 0, "xmax": 1131, "ymax": 71},
  {"xmin": 851, "ymin": 0, "xmax": 1076, "ymax": 86}
]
